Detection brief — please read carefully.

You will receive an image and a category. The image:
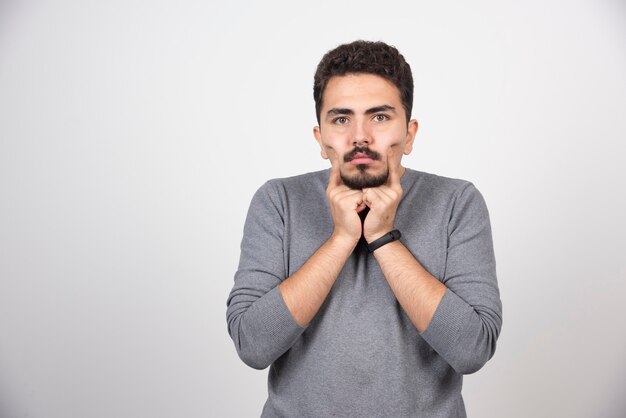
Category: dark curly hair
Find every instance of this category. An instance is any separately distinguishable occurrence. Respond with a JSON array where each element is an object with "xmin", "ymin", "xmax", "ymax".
[{"xmin": 313, "ymin": 40, "xmax": 414, "ymax": 124}]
